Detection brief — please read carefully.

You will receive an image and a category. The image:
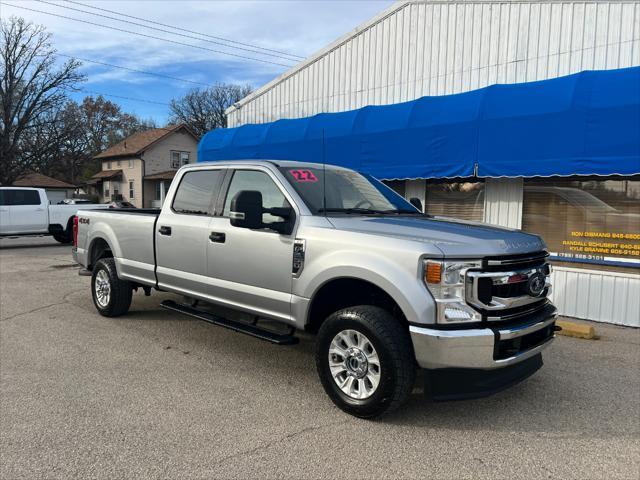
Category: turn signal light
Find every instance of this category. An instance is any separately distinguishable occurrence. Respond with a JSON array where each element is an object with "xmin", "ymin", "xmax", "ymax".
[{"xmin": 425, "ymin": 261, "xmax": 442, "ymax": 284}]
